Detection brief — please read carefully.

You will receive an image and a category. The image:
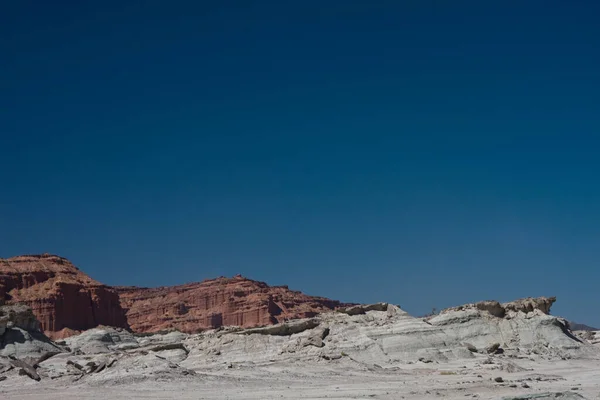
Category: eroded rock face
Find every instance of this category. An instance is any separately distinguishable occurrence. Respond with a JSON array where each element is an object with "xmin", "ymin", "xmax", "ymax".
[
  {"xmin": 1, "ymin": 255, "xmax": 349, "ymax": 337},
  {"xmin": 0, "ymin": 254, "xmax": 129, "ymax": 339},
  {"xmin": 117, "ymin": 275, "xmax": 348, "ymax": 333},
  {"xmin": 0, "ymin": 304, "xmax": 41, "ymax": 335},
  {"xmin": 441, "ymin": 296, "xmax": 557, "ymax": 318},
  {"xmin": 0, "ymin": 304, "xmax": 62, "ymax": 363},
  {"xmin": 427, "ymin": 296, "xmax": 590, "ymax": 359},
  {"xmin": 503, "ymin": 297, "xmax": 556, "ymax": 315},
  {"xmin": 64, "ymin": 327, "xmax": 139, "ymax": 354}
]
